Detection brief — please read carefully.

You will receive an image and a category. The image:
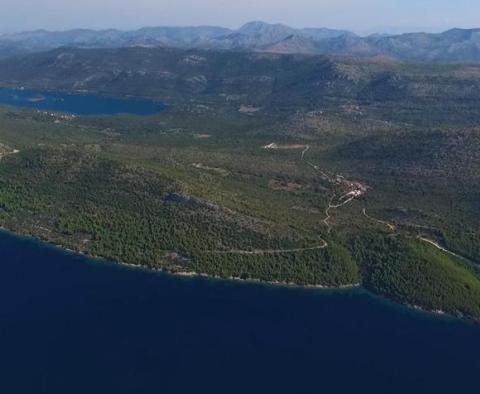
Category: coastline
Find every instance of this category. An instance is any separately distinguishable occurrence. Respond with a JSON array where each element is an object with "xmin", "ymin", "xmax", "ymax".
[
  {"xmin": 0, "ymin": 226, "xmax": 360, "ymax": 292},
  {"xmin": 0, "ymin": 225, "xmax": 475, "ymax": 323}
]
